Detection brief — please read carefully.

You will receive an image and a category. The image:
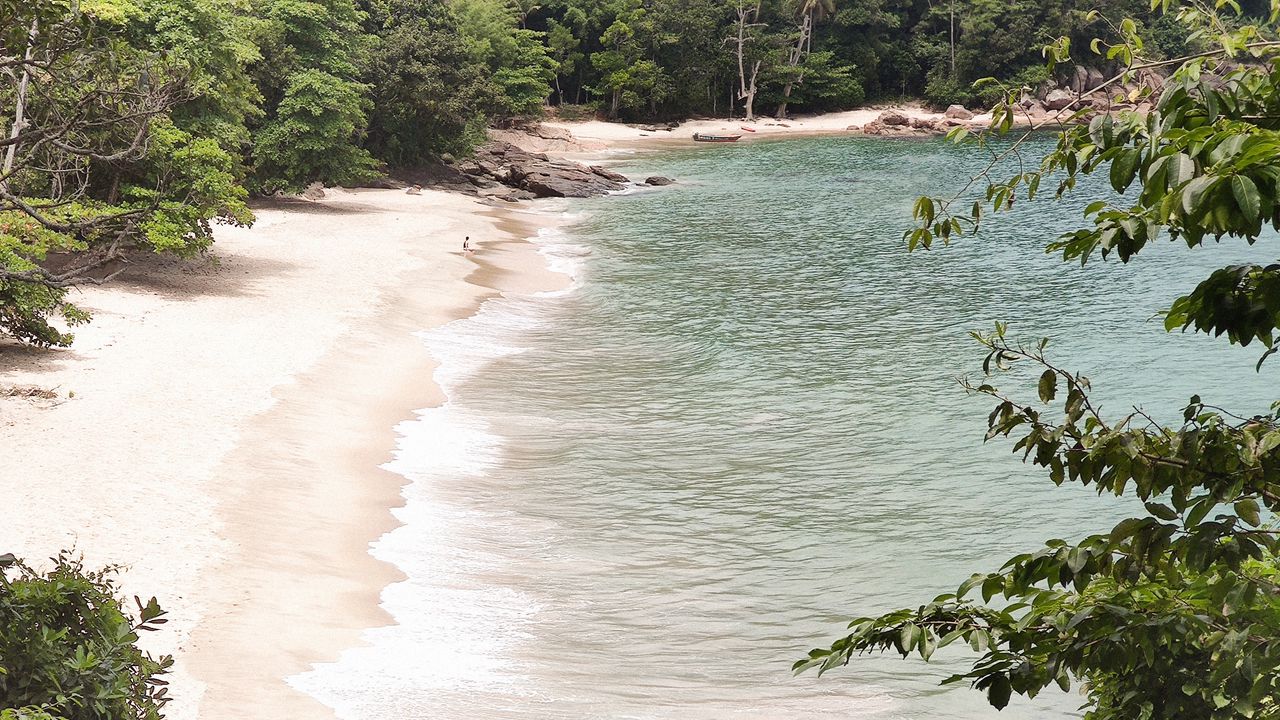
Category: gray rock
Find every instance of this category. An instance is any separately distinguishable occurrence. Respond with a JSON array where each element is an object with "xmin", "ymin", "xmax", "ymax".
[
  {"xmin": 1085, "ymin": 67, "xmax": 1106, "ymax": 91},
  {"xmin": 361, "ymin": 177, "xmax": 405, "ymax": 190},
  {"xmin": 877, "ymin": 110, "xmax": 909, "ymax": 126},
  {"xmin": 944, "ymin": 104, "xmax": 973, "ymax": 120},
  {"xmin": 645, "ymin": 176, "xmax": 674, "ymax": 186},
  {"xmin": 452, "ymin": 141, "xmax": 626, "ymax": 198},
  {"xmin": 478, "ymin": 186, "xmax": 537, "ymax": 202},
  {"xmin": 1070, "ymin": 65, "xmax": 1089, "ymax": 93},
  {"xmin": 1044, "ymin": 88, "xmax": 1076, "ymax": 111},
  {"xmin": 591, "ymin": 166, "xmax": 629, "ymax": 183},
  {"xmin": 532, "ymin": 124, "xmax": 576, "ymax": 142}
]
